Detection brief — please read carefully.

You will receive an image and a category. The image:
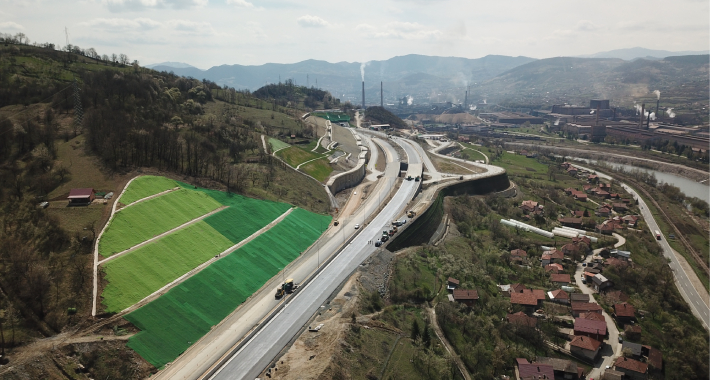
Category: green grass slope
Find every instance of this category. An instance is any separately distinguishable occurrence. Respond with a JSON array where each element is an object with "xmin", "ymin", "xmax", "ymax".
[
  {"xmin": 99, "ymin": 189, "xmax": 222, "ymax": 257},
  {"xmin": 125, "ymin": 208, "xmax": 331, "ymax": 368},
  {"xmin": 101, "ymin": 221, "xmax": 233, "ymax": 312},
  {"xmin": 119, "ymin": 176, "xmax": 179, "ymax": 205}
]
